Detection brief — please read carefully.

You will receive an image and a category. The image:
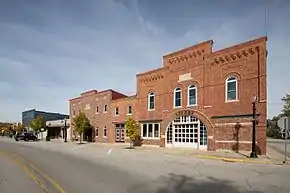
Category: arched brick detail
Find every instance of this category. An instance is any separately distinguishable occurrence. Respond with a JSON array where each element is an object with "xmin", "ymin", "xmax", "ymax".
[
  {"xmin": 161, "ymin": 109, "xmax": 214, "ymax": 136},
  {"xmin": 160, "ymin": 109, "xmax": 215, "ymax": 150}
]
